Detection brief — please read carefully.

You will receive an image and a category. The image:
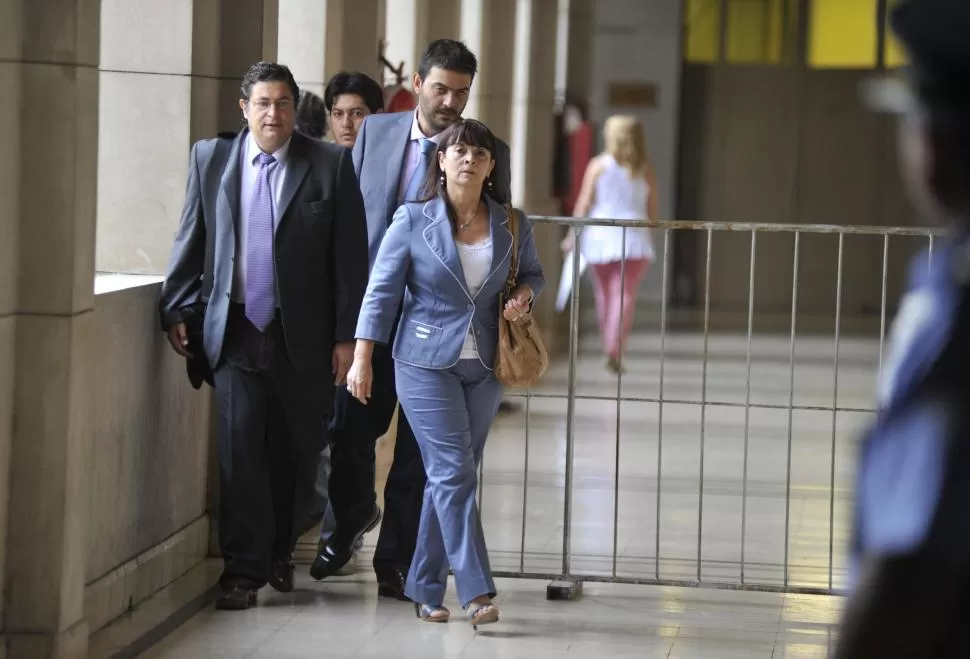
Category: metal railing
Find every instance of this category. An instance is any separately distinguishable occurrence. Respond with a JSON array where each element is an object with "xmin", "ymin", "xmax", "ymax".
[
  {"xmin": 480, "ymin": 216, "xmax": 942, "ymax": 598},
  {"xmin": 296, "ymin": 216, "xmax": 943, "ymax": 598}
]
